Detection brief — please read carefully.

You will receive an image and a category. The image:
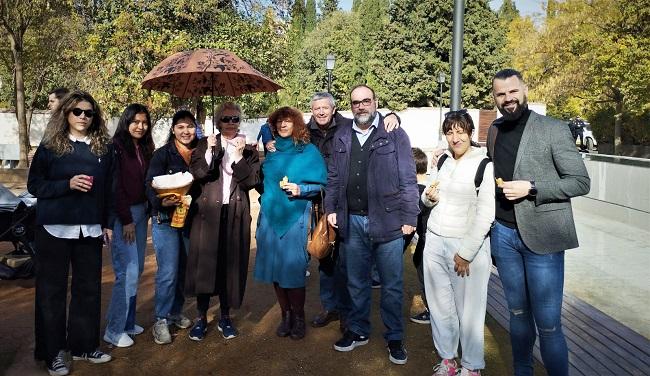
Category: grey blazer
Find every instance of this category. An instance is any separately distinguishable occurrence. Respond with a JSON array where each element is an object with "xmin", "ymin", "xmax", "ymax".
[{"xmin": 488, "ymin": 111, "xmax": 590, "ymax": 254}]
